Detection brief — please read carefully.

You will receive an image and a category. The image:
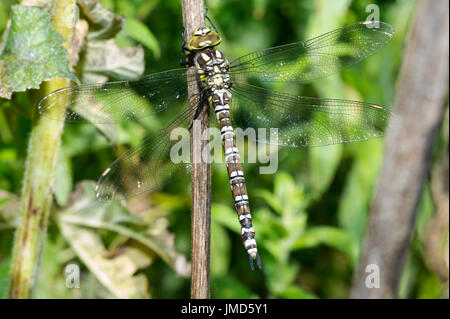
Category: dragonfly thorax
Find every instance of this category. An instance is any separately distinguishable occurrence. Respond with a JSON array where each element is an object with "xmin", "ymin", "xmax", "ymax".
[{"xmin": 194, "ymin": 48, "xmax": 232, "ymax": 91}]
